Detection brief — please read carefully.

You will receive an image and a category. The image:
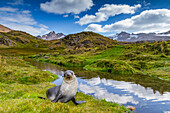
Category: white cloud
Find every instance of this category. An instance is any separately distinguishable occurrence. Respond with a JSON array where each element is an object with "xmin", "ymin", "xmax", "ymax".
[
  {"xmin": 4, "ymin": 23, "xmax": 50, "ymax": 36},
  {"xmin": 85, "ymin": 24, "xmax": 105, "ymax": 32},
  {"xmin": 22, "ymin": 10, "xmax": 31, "ymax": 14},
  {"xmin": 63, "ymin": 14, "xmax": 69, "ymax": 17},
  {"xmin": 74, "ymin": 15, "xmax": 80, "ymax": 19},
  {"xmin": 85, "ymin": 9, "xmax": 170, "ymax": 33},
  {"xmin": 76, "ymin": 4, "xmax": 141, "ymax": 25},
  {"xmin": 8, "ymin": 0, "xmax": 24, "ymax": 6},
  {"xmin": 39, "ymin": 24, "xmax": 49, "ymax": 29},
  {"xmin": 40, "ymin": 0, "xmax": 94, "ymax": 14},
  {"xmin": 0, "ymin": 10, "xmax": 37, "ymax": 25},
  {"xmin": 0, "ymin": 7, "xmax": 50, "ymax": 36},
  {"xmin": 0, "ymin": 7, "xmax": 18, "ymax": 12},
  {"xmin": 143, "ymin": 0, "xmax": 151, "ymax": 6}
]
